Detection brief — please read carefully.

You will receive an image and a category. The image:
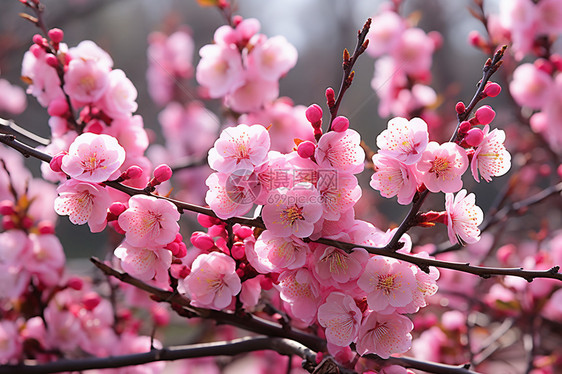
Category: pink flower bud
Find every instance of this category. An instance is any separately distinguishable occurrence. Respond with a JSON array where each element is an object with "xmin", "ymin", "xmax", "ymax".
[
  {"xmin": 109, "ymin": 202, "xmax": 127, "ymax": 217},
  {"xmin": 197, "ymin": 213, "xmax": 221, "ymax": 228},
  {"xmin": 50, "ymin": 152, "xmax": 65, "ymax": 173},
  {"xmin": 259, "ymin": 275, "xmax": 273, "ymax": 290},
  {"xmin": 170, "ymin": 264, "xmax": 190, "ymax": 279},
  {"xmin": 30, "ymin": 44, "xmax": 43, "ymax": 58},
  {"xmin": 483, "ymin": 82, "xmax": 501, "ymax": 97},
  {"xmin": 297, "ymin": 141, "xmax": 316, "ymax": 158},
  {"xmin": 535, "ymin": 58, "xmax": 553, "ymax": 75},
  {"xmin": 459, "ymin": 121, "xmax": 471, "ymax": 134},
  {"xmin": 236, "ymin": 268, "xmax": 245, "ymax": 278},
  {"xmin": 176, "ymin": 242, "xmax": 187, "ymax": 258},
  {"xmin": 153, "ymin": 164, "xmax": 172, "ymax": 183},
  {"xmin": 231, "ymin": 242, "xmax": 245, "ymax": 260},
  {"xmin": 455, "ymin": 101, "xmax": 466, "ymax": 114},
  {"xmin": 2, "ymin": 216, "xmax": 15, "ymax": 230},
  {"xmin": 84, "ymin": 120, "xmax": 104, "ymax": 134},
  {"xmin": 331, "ymin": 116, "xmax": 349, "ymax": 132},
  {"xmin": 37, "ymin": 220, "xmax": 55, "ymax": 234},
  {"xmin": 325, "ymin": 87, "xmax": 336, "ymax": 108},
  {"xmin": 468, "ymin": 30, "xmax": 484, "ymax": 47},
  {"xmin": 21, "ymin": 216, "xmax": 33, "ymax": 229},
  {"xmin": 551, "ymin": 54, "xmax": 562, "ymax": 72},
  {"xmin": 32, "ymin": 34, "xmax": 45, "ymax": 47},
  {"xmin": 67, "ymin": 277, "xmax": 84, "ymax": 291},
  {"xmin": 305, "ymin": 104, "xmax": 323, "ymax": 124},
  {"xmin": 0, "ymin": 200, "xmax": 15, "ymax": 216},
  {"xmin": 82, "ymin": 292, "xmax": 101, "ymax": 311},
  {"xmin": 464, "ymin": 128, "xmax": 484, "ymax": 147},
  {"xmin": 475, "ymin": 105, "xmax": 496, "ymax": 125},
  {"xmin": 47, "ymin": 28, "xmax": 64, "ymax": 43},
  {"xmin": 45, "ymin": 54, "xmax": 58, "ymax": 68},
  {"xmin": 428, "ymin": 31, "xmax": 443, "ymax": 49},
  {"xmin": 190, "ymin": 232, "xmax": 215, "ymax": 250},
  {"xmin": 235, "ymin": 226, "xmax": 253, "ymax": 239},
  {"xmin": 122, "ymin": 165, "xmax": 143, "ymax": 180},
  {"xmin": 166, "ymin": 242, "xmax": 180, "ymax": 256},
  {"xmin": 47, "ymin": 99, "xmax": 69, "ymax": 117},
  {"xmin": 152, "ymin": 306, "xmax": 170, "ymax": 326}
]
